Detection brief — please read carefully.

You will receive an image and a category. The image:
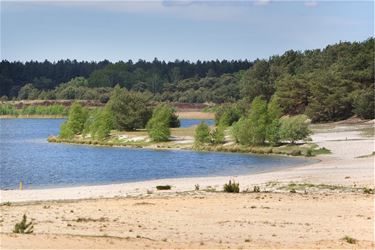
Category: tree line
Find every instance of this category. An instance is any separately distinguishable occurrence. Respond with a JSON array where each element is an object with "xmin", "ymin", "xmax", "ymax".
[
  {"xmin": 0, "ymin": 59, "xmax": 251, "ymax": 98},
  {"xmin": 1, "ymin": 38, "xmax": 374, "ymax": 121}
]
